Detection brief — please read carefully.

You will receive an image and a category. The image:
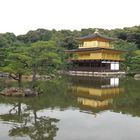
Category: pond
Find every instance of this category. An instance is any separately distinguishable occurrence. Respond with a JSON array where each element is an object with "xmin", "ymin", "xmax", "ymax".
[{"xmin": 0, "ymin": 76, "xmax": 140, "ymax": 140}]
